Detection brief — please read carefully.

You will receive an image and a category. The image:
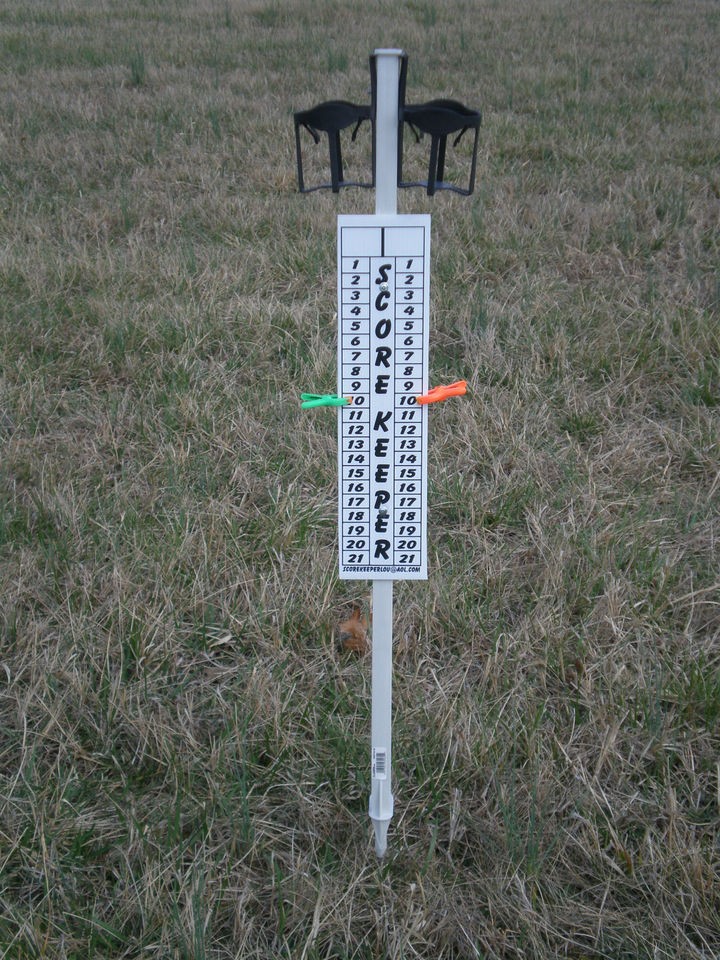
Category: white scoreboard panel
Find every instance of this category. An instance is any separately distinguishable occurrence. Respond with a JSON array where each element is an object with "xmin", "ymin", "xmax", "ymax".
[{"xmin": 337, "ymin": 214, "xmax": 430, "ymax": 580}]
